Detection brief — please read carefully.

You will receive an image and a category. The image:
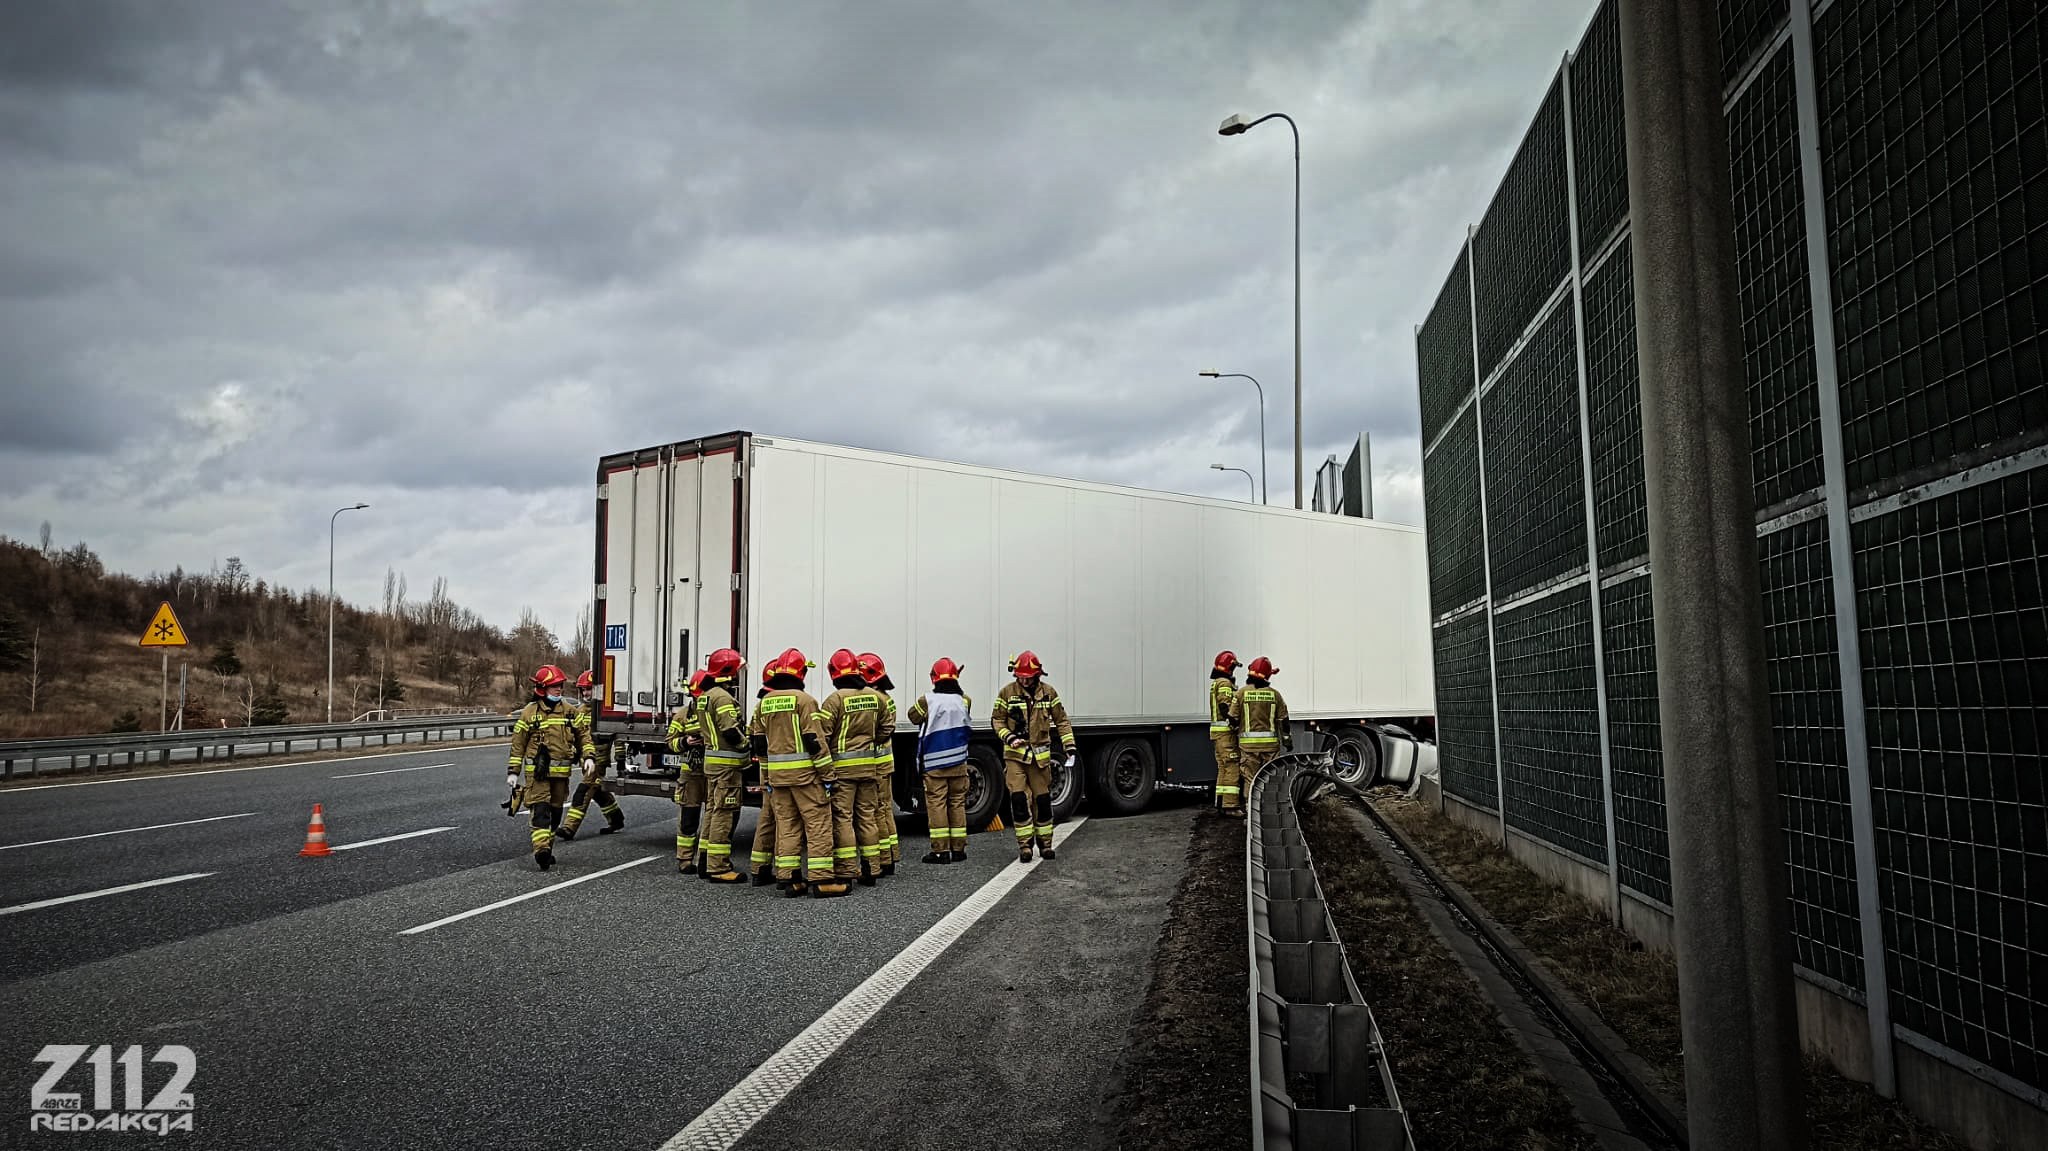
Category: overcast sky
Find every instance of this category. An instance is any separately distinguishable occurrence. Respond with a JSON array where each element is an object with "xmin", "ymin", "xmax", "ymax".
[{"xmin": 2, "ymin": 0, "xmax": 1591, "ymax": 640}]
